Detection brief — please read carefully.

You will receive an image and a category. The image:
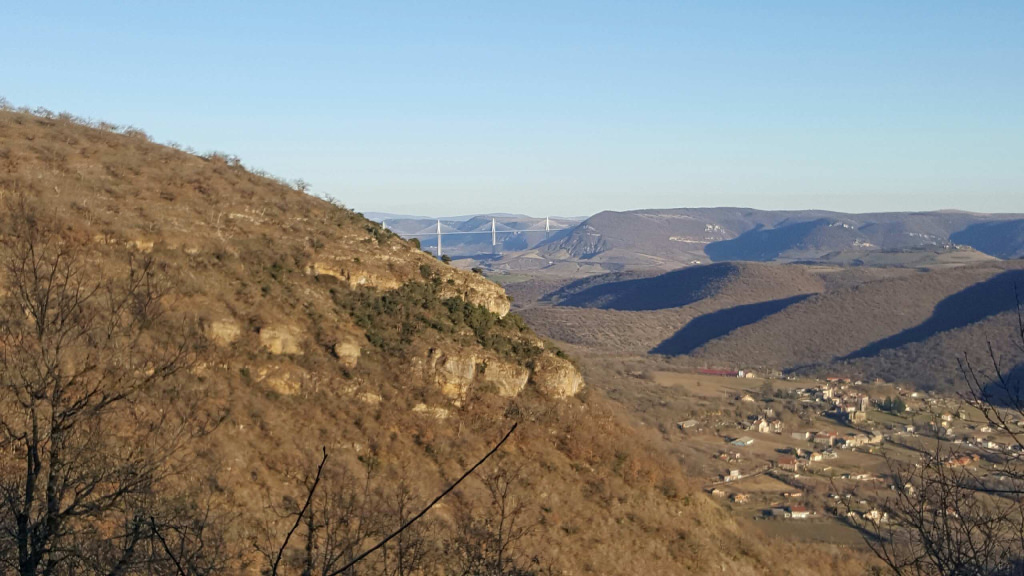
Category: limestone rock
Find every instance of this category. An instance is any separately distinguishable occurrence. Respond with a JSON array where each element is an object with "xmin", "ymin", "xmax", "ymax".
[
  {"xmin": 412, "ymin": 403, "xmax": 450, "ymax": 420},
  {"xmin": 334, "ymin": 339, "xmax": 362, "ymax": 368},
  {"xmin": 530, "ymin": 354, "xmax": 585, "ymax": 398},
  {"xmin": 307, "ymin": 261, "xmax": 401, "ymax": 290},
  {"xmin": 207, "ymin": 319, "xmax": 241, "ymax": 346},
  {"xmin": 126, "ymin": 239, "xmax": 155, "ymax": 253},
  {"xmin": 479, "ymin": 358, "xmax": 530, "ymax": 398},
  {"xmin": 256, "ymin": 364, "xmax": 308, "ymax": 395},
  {"xmin": 423, "ymin": 349, "xmax": 479, "ymax": 399},
  {"xmin": 357, "ymin": 392, "xmax": 382, "ymax": 405},
  {"xmin": 259, "ymin": 325, "xmax": 304, "ymax": 355},
  {"xmin": 437, "ymin": 273, "xmax": 511, "ymax": 317}
]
